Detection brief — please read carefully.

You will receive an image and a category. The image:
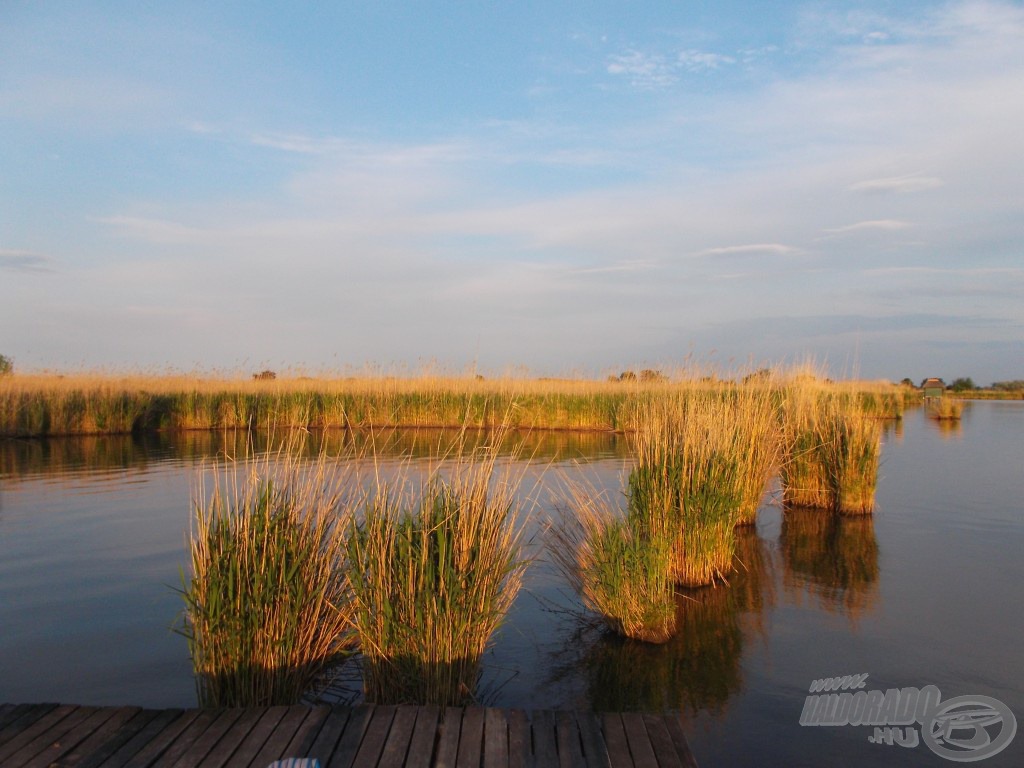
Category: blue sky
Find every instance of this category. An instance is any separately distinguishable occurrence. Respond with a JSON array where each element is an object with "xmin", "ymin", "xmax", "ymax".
[{"xmin": 2, "ymin": 1, "xmax": 1022, "ymax": 382}]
